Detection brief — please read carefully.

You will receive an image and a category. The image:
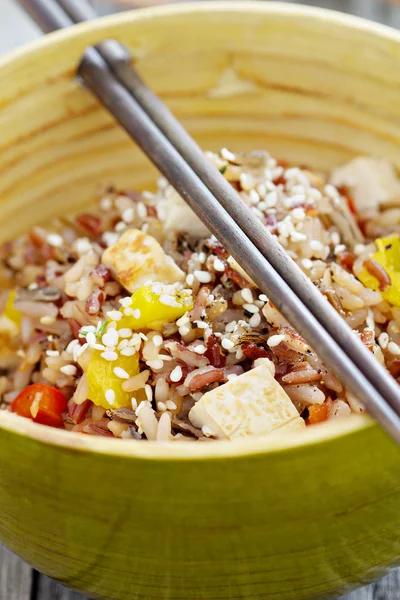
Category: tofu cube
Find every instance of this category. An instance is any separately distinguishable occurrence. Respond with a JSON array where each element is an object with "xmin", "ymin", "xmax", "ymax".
[
  {"xmin": 157, "ymin": 186, "xmax": 210, "ymax": 238},
  {"xmin": 102, "ymin": 228, "xmax": 184, "ymax": 293},
  {"xmin": 189, "ymin": 358, "xmax": 304, "ymax": 439},
  {"xmin": 330, "ymin": 157, "xmax": 400, "ymax": 215}
]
